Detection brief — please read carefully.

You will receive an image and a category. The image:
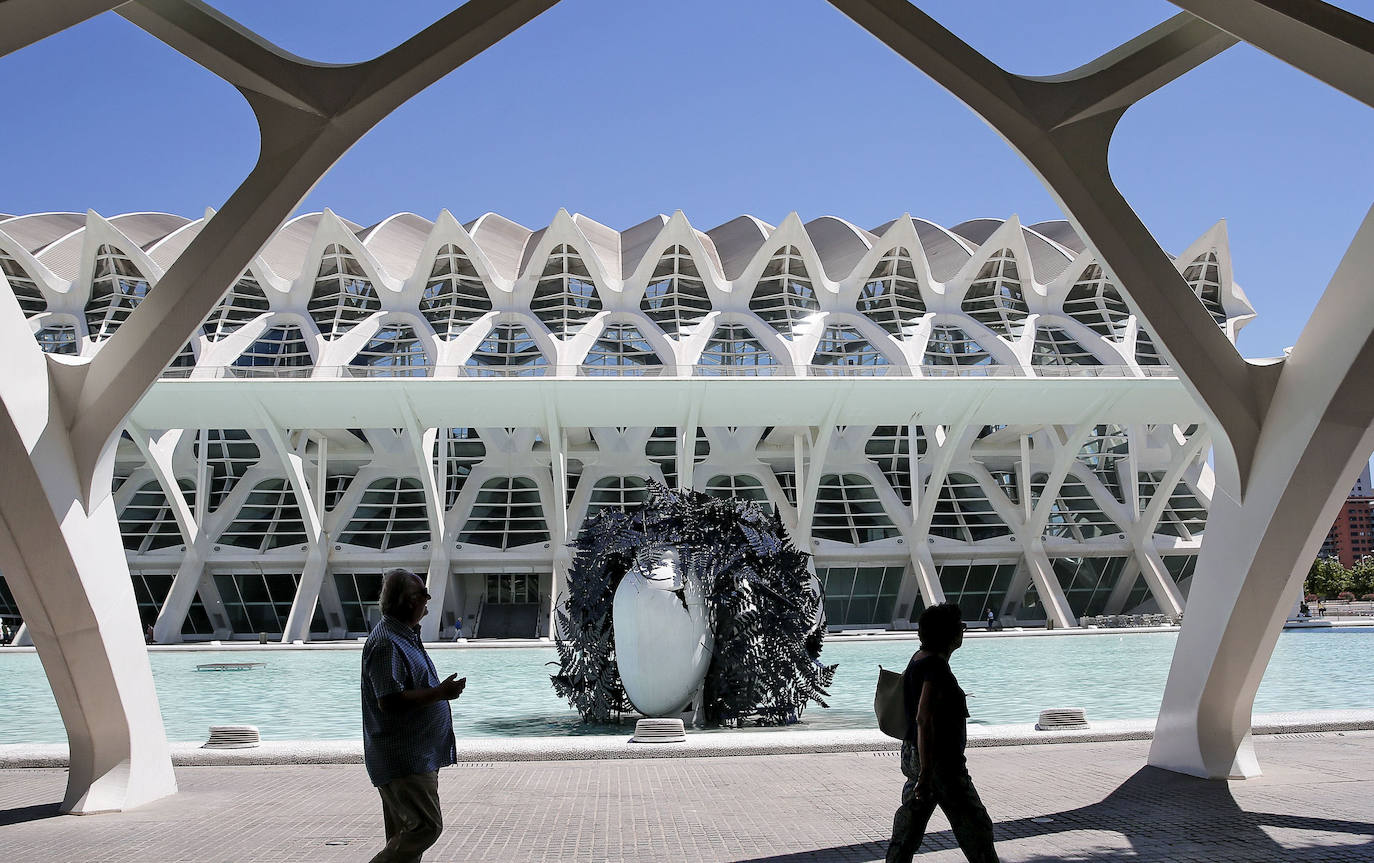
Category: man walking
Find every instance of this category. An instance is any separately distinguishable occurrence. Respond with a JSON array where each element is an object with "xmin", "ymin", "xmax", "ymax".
[{"xmin": 362, "ymin": 568, "xmax": 465, "ymax": 863}]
